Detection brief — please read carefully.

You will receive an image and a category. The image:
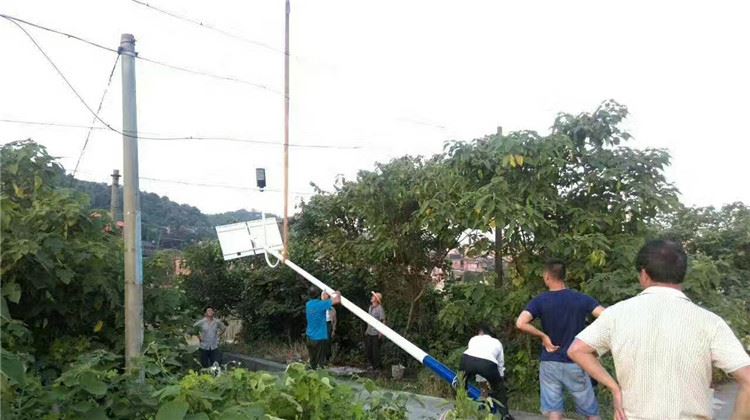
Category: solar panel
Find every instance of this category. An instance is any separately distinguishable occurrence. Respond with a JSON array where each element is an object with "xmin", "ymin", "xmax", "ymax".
[{"xmin": 215, "ymin": 217, "xmax": 283, "ymax": 261}]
